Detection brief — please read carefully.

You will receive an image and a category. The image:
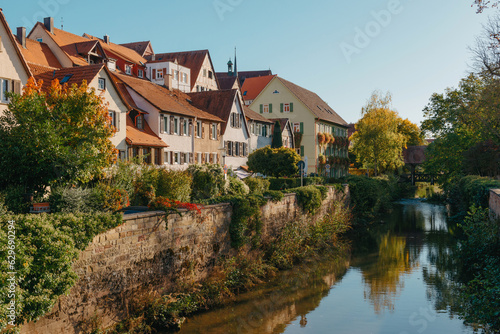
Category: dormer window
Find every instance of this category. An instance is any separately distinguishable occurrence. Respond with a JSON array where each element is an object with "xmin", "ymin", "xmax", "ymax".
[
  {"xmin": 138, "ymin": 69, "xmax": 144, "ymax": 78},
  {"xmin": 208, "ymin": 70, "xmax": 213, "ymax": 79},
  {"xmin": 125, "ymin": 65, "xmax": 132, "ymax": 75},
  {"xmin": 136, "ymin": 115, "xmax": 144, "ymax": 130},
  {"xmin": 98, "ymin": 78, "xmax": 106, "ymax": 90},
  {"xmin": 156, "ymin": 70, "xmax": 163, "ymax": 79}
]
